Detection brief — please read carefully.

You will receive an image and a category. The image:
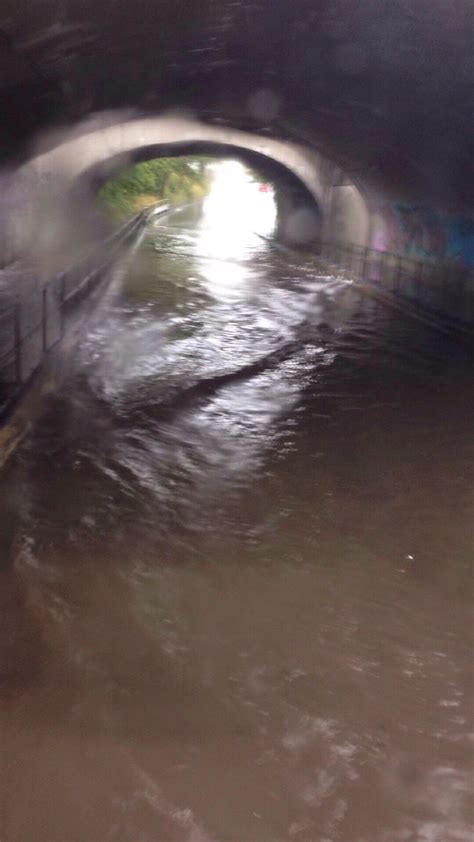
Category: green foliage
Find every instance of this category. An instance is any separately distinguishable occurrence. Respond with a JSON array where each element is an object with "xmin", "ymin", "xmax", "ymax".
[{"xmin": 98, "ymin": 156, "xmax": 210, "ymax": 219}]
